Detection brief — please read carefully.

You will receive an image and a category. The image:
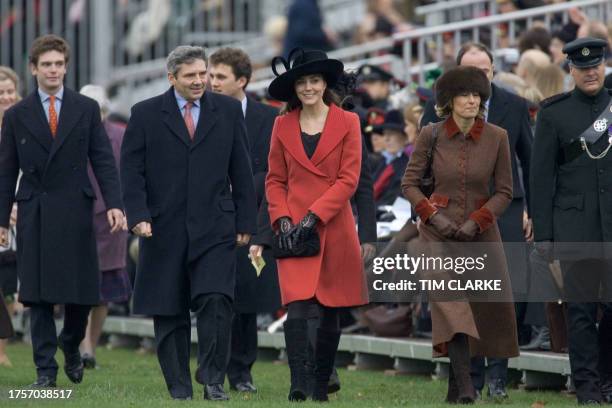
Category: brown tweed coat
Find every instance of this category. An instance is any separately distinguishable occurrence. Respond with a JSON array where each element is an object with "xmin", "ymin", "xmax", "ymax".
[{"xmin": 401, "ymin": 117, "xmax": 519, "ymax": 358}]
